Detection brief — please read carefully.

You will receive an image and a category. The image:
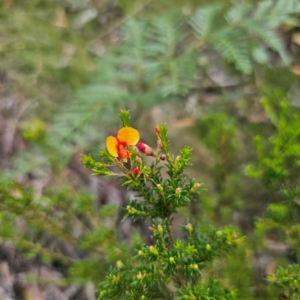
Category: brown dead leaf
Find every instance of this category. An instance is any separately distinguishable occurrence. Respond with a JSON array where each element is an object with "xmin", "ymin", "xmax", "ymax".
[
  {"xmin": 54, "ymin": 7, "xmax": 68, "ymax": 28},
  {"xmin": 24, "ymin": 285, "xmax": 45, "ymax": 300},
  {"xmin": 294, "ymin": 198, "xmax": 300, "ymax": 205},
  {"xmin": 291, "ymin": 64, "xmax": 300, "ymax": 76},
  {"xmin": 249, "ymin": 112, "xmax": 268, "ymax": 123},
  {"xmin": 0, "ymin": 261, "xmax": 13, "ymax": 286},
  {"xmin": 173, "ymin": 117, "xmax": 195, "ymax": 128},
  {"xmin": 292, "ymin": 33, "xmax": 300, "ymax": 46},
  {"xmin": 4, "ymin": 0, "xmax": 15, "ymax": 9},
  {"xmin": 279, "ymin": 294, "xmax": 287, "ymax": 300}
]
